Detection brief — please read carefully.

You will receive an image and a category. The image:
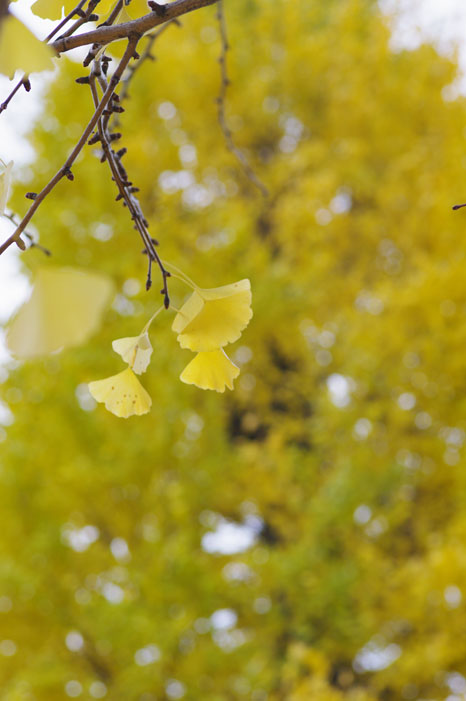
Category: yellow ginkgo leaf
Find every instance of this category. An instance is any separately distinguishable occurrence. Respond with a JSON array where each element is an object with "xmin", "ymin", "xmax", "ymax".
[
  {"xmin": 127, "ymin": 0, "xmax": 153, "ymax": 18},
  {"xmin": 172, "ymin": 279, "xmax": 252, "ymax": 352},
  {"xmin": 0, "ymin": 14, "xmax": 54, "ymax": 78},
  {"xmin": 0, "ymin": 160, "xmax": 13, "ymax": 215},
  {"xmin": 6, "ymin": 267, "xmax": 114, "ymax": 358},
  {"xmin": 180, "ymin": 348, "xmax": 240, "ymax": 392},
  {"xmin": 89, "ymin": 367, "xmax": 152, "ymax": 418},
  {"xmin": 31, "ymin": 0, "xmax": 114, "ymax": 19},
  {"xmin": 112, "ymin": 331, "xmax": 153, "ymax": 374},
  {"xmin": 31, "ymin": 0, "xmax": 72, "ymax": 19}
]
